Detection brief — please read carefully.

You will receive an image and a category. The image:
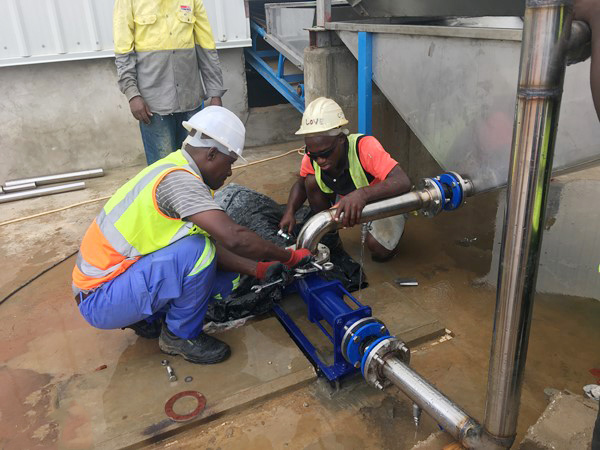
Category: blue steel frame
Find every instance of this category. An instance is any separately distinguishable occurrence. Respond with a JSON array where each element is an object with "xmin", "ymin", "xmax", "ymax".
[
  {"xmin": 244, "ymin": 21, "xmax": 305, "ymax": 113},
  {"xmin": 273, "ymin": 275, "xmax": 372, "ymax": 381},
  {"xmin": 358, "ymin": 31, "xmax": 373, "ymax": 135}
]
